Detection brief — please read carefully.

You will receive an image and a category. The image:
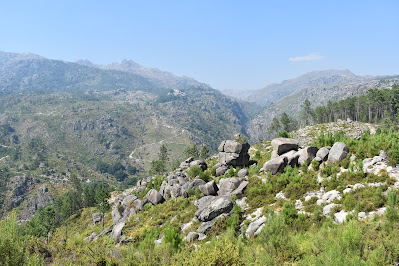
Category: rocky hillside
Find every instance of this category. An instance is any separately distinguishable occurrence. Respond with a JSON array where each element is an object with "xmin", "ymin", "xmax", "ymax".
[
  {"xmin": 21, "ymin": 123, "xmax": 399, "ymax": 265},
  {"xmin": 246, "ymin": 69, "xmax": 372, "ymax": 107},
  {"xmin": 248, "ymin": 76, "xmax": 399, "ymax": 142},
  {"xmin": 0, "ymin": 51, "xmax": 253, "ymax": 221}
]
